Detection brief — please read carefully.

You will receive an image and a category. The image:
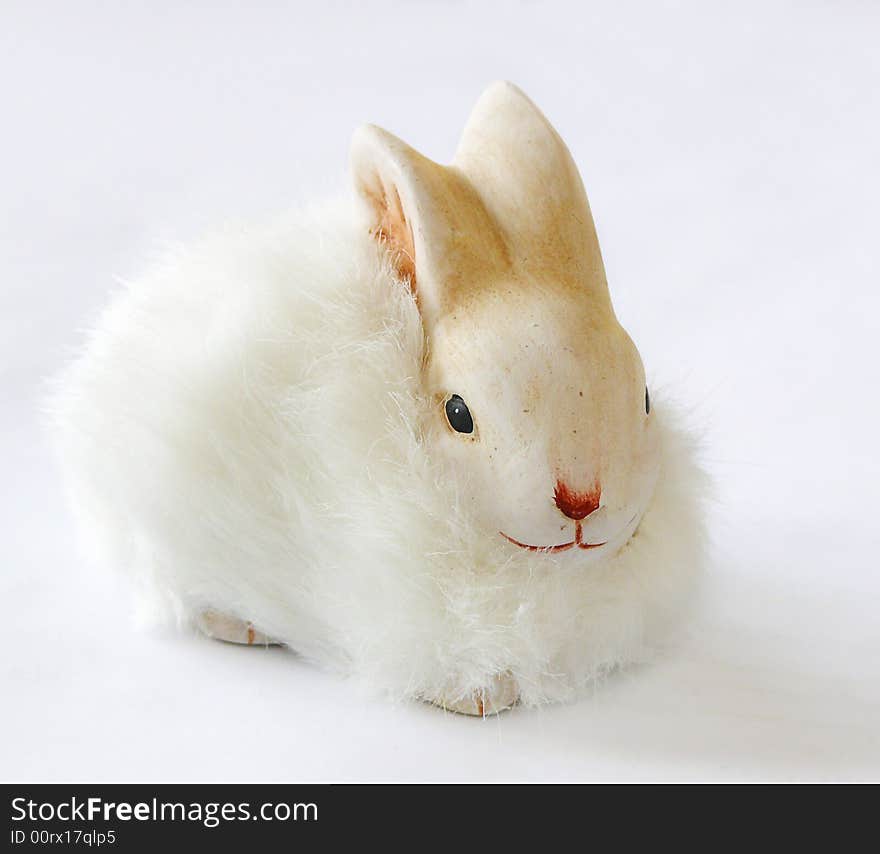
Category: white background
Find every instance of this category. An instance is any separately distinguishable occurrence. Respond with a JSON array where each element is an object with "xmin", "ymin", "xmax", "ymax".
[{"xmin": 2, "ymin": 1, "xmax": 878, "ymax": 781}]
